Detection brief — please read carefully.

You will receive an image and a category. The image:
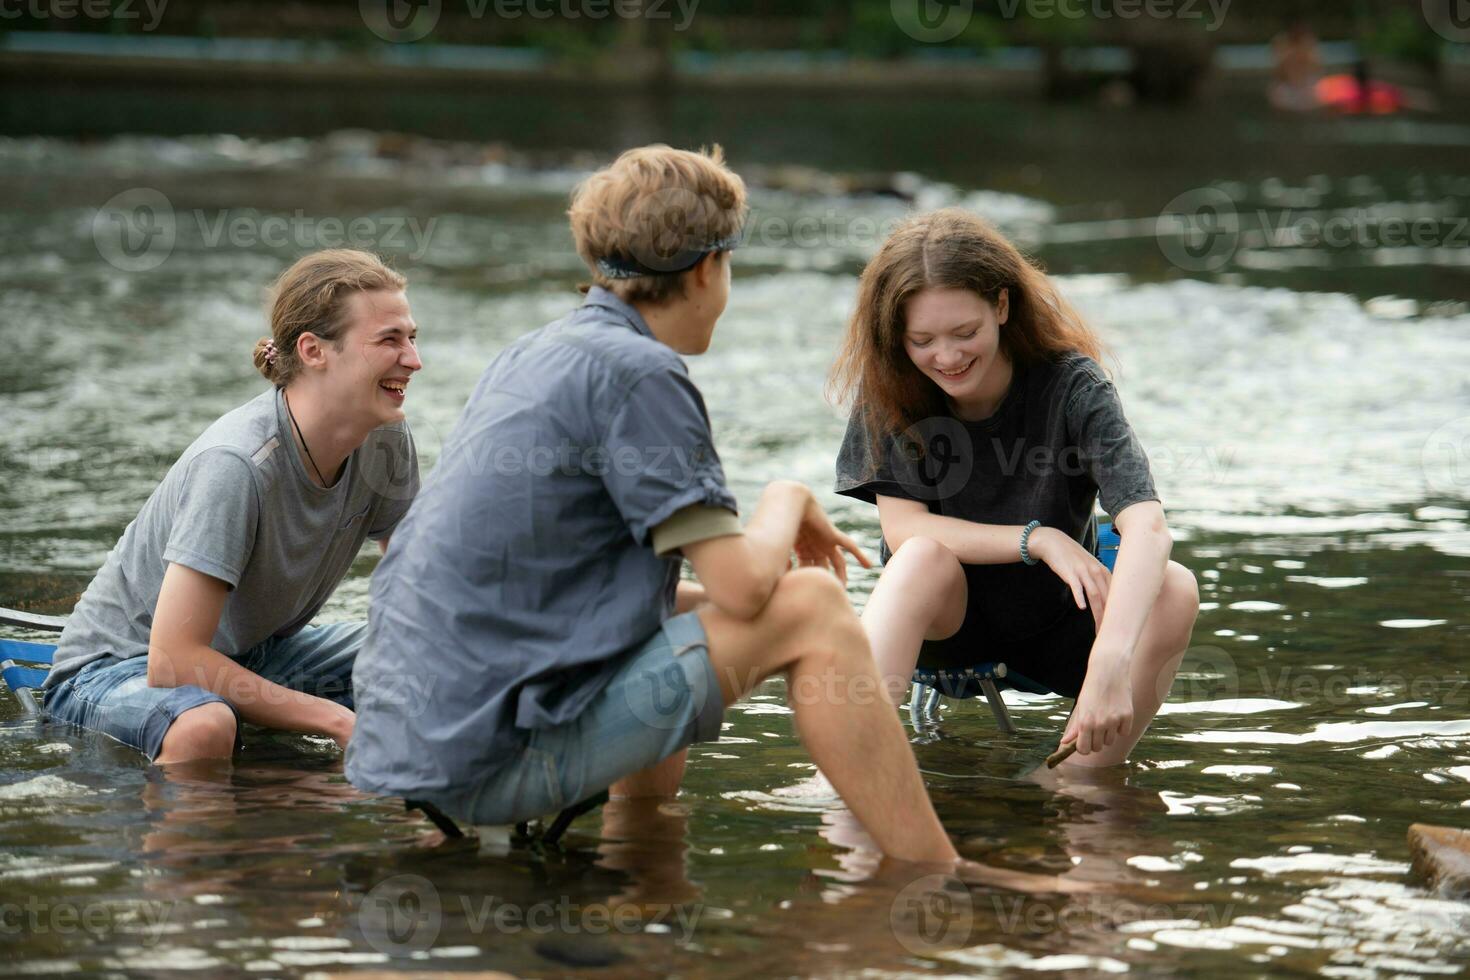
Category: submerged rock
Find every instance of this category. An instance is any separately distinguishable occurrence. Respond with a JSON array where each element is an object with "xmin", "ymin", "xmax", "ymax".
[{"xmin": 1407, "ymin": 823, "xmax": 1470, "ymax": 899}]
